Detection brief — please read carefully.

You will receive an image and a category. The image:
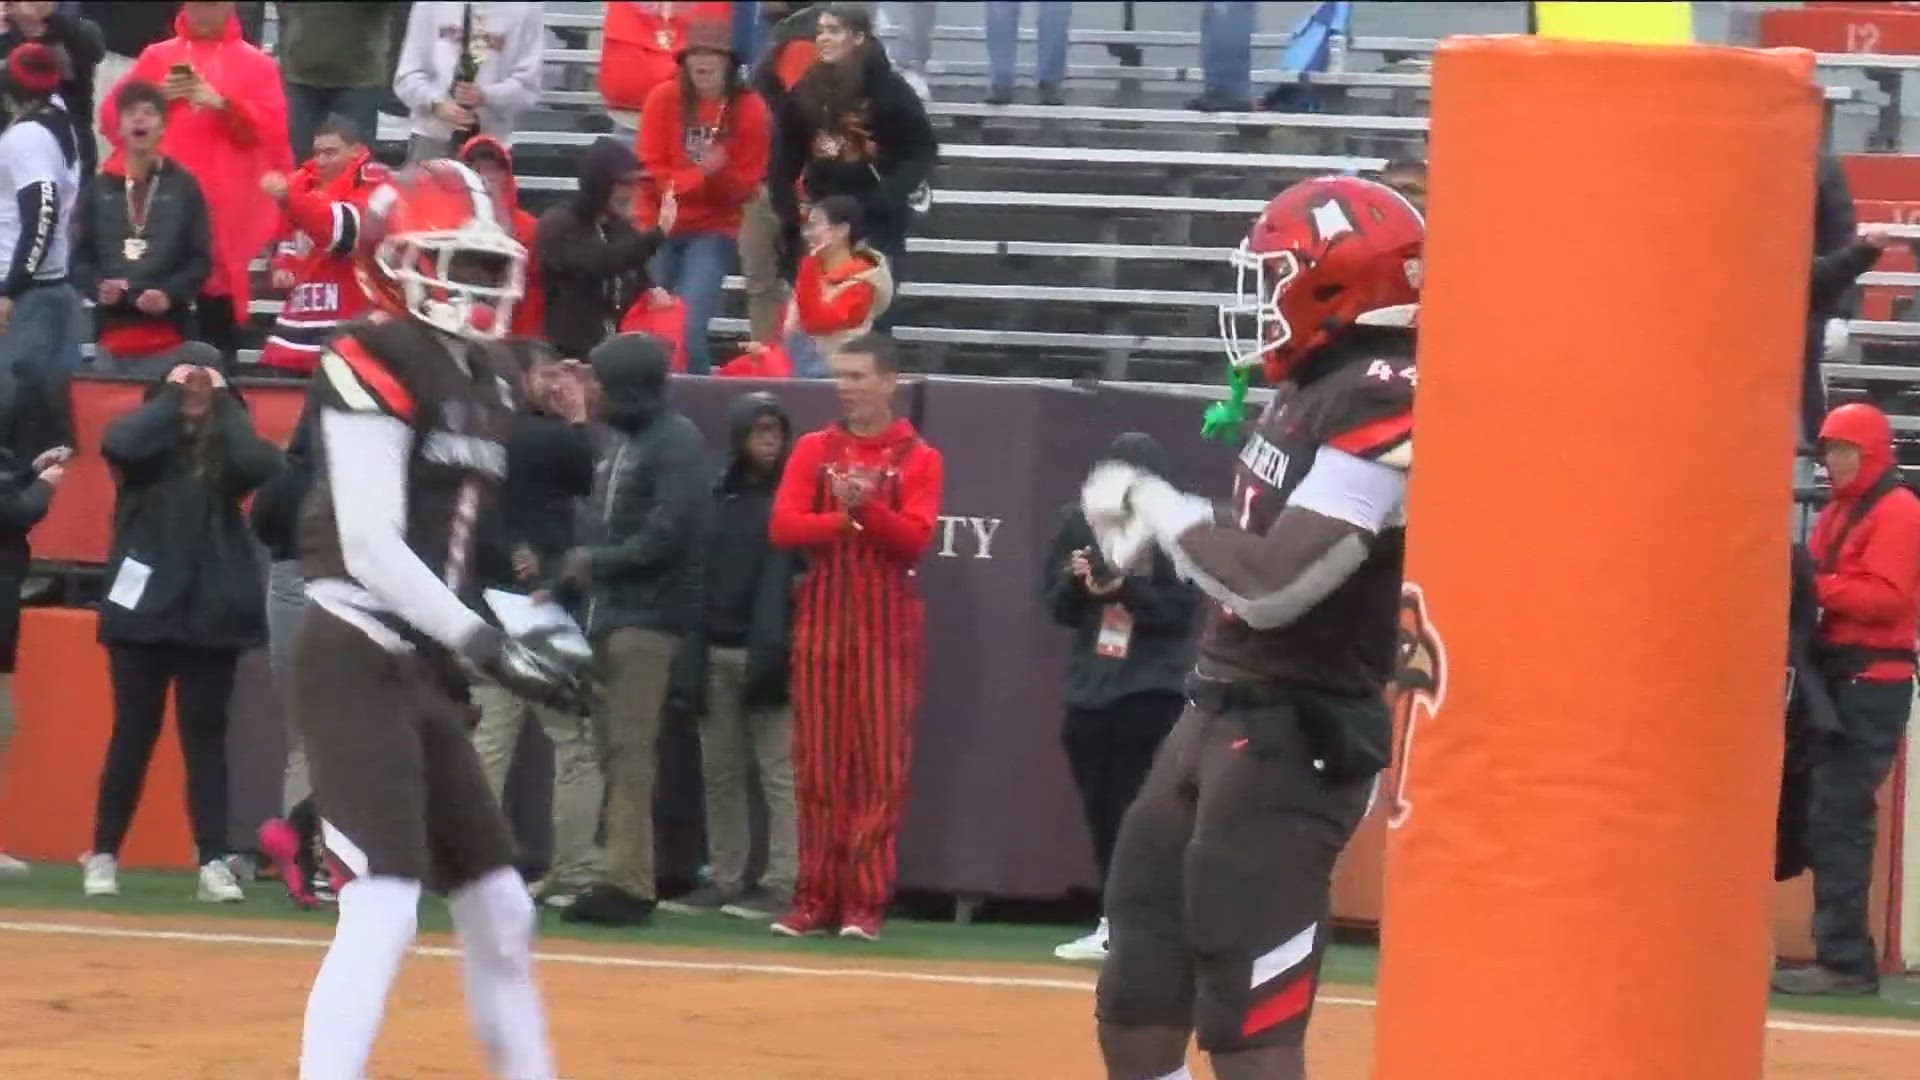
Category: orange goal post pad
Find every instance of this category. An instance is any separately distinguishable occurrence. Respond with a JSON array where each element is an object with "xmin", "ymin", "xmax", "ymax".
[{"xmin": 1372, "ymin": 37, "xmax": 1820, "ymax": 1080}]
